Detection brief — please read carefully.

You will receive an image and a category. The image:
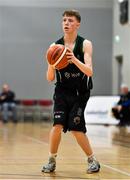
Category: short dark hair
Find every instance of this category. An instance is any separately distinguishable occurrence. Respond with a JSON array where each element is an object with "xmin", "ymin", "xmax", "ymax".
[{"xmin": 62, "ymin": 10, "xmax": 81, "ymax": 22}]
